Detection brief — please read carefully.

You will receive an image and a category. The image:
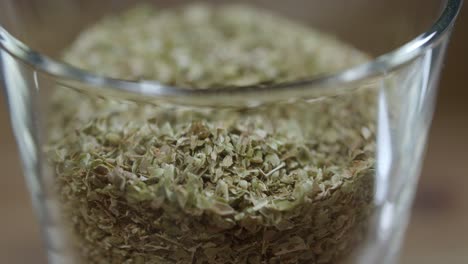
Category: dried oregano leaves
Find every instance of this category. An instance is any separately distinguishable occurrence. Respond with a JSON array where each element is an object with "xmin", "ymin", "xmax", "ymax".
[
  {"xmin": 47, "ymin": 4, "xmax": 376, "ymax": 264},
  {"xmin": 63, "ymin": 4, "xmax": 368, "ymax": 88}
]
